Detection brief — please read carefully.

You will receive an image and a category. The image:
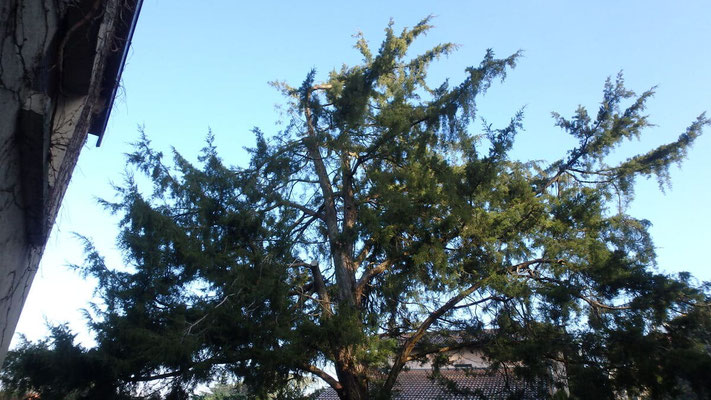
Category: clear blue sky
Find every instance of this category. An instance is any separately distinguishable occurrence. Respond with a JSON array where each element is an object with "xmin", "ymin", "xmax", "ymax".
[{"xmin": 14, "ymin": 0, "xmax": 711, "ymax": 347}]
